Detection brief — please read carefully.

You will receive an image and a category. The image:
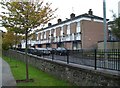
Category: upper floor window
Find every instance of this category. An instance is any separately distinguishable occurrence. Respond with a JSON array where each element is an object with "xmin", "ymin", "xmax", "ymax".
[
  {"xmin": 61, "ymin": 26, "xmax": 63, "ymax": 36},
  {"xmin": 53, "ymin": 29, "xmax": 56, "ymax": 37},
  {"xmin": 76, "ymin": 22, "xmax": 81, "ymax": 33},
  {"xmin": 67, "ymin": 24, "xmax": 70, "ymax": 35}
]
